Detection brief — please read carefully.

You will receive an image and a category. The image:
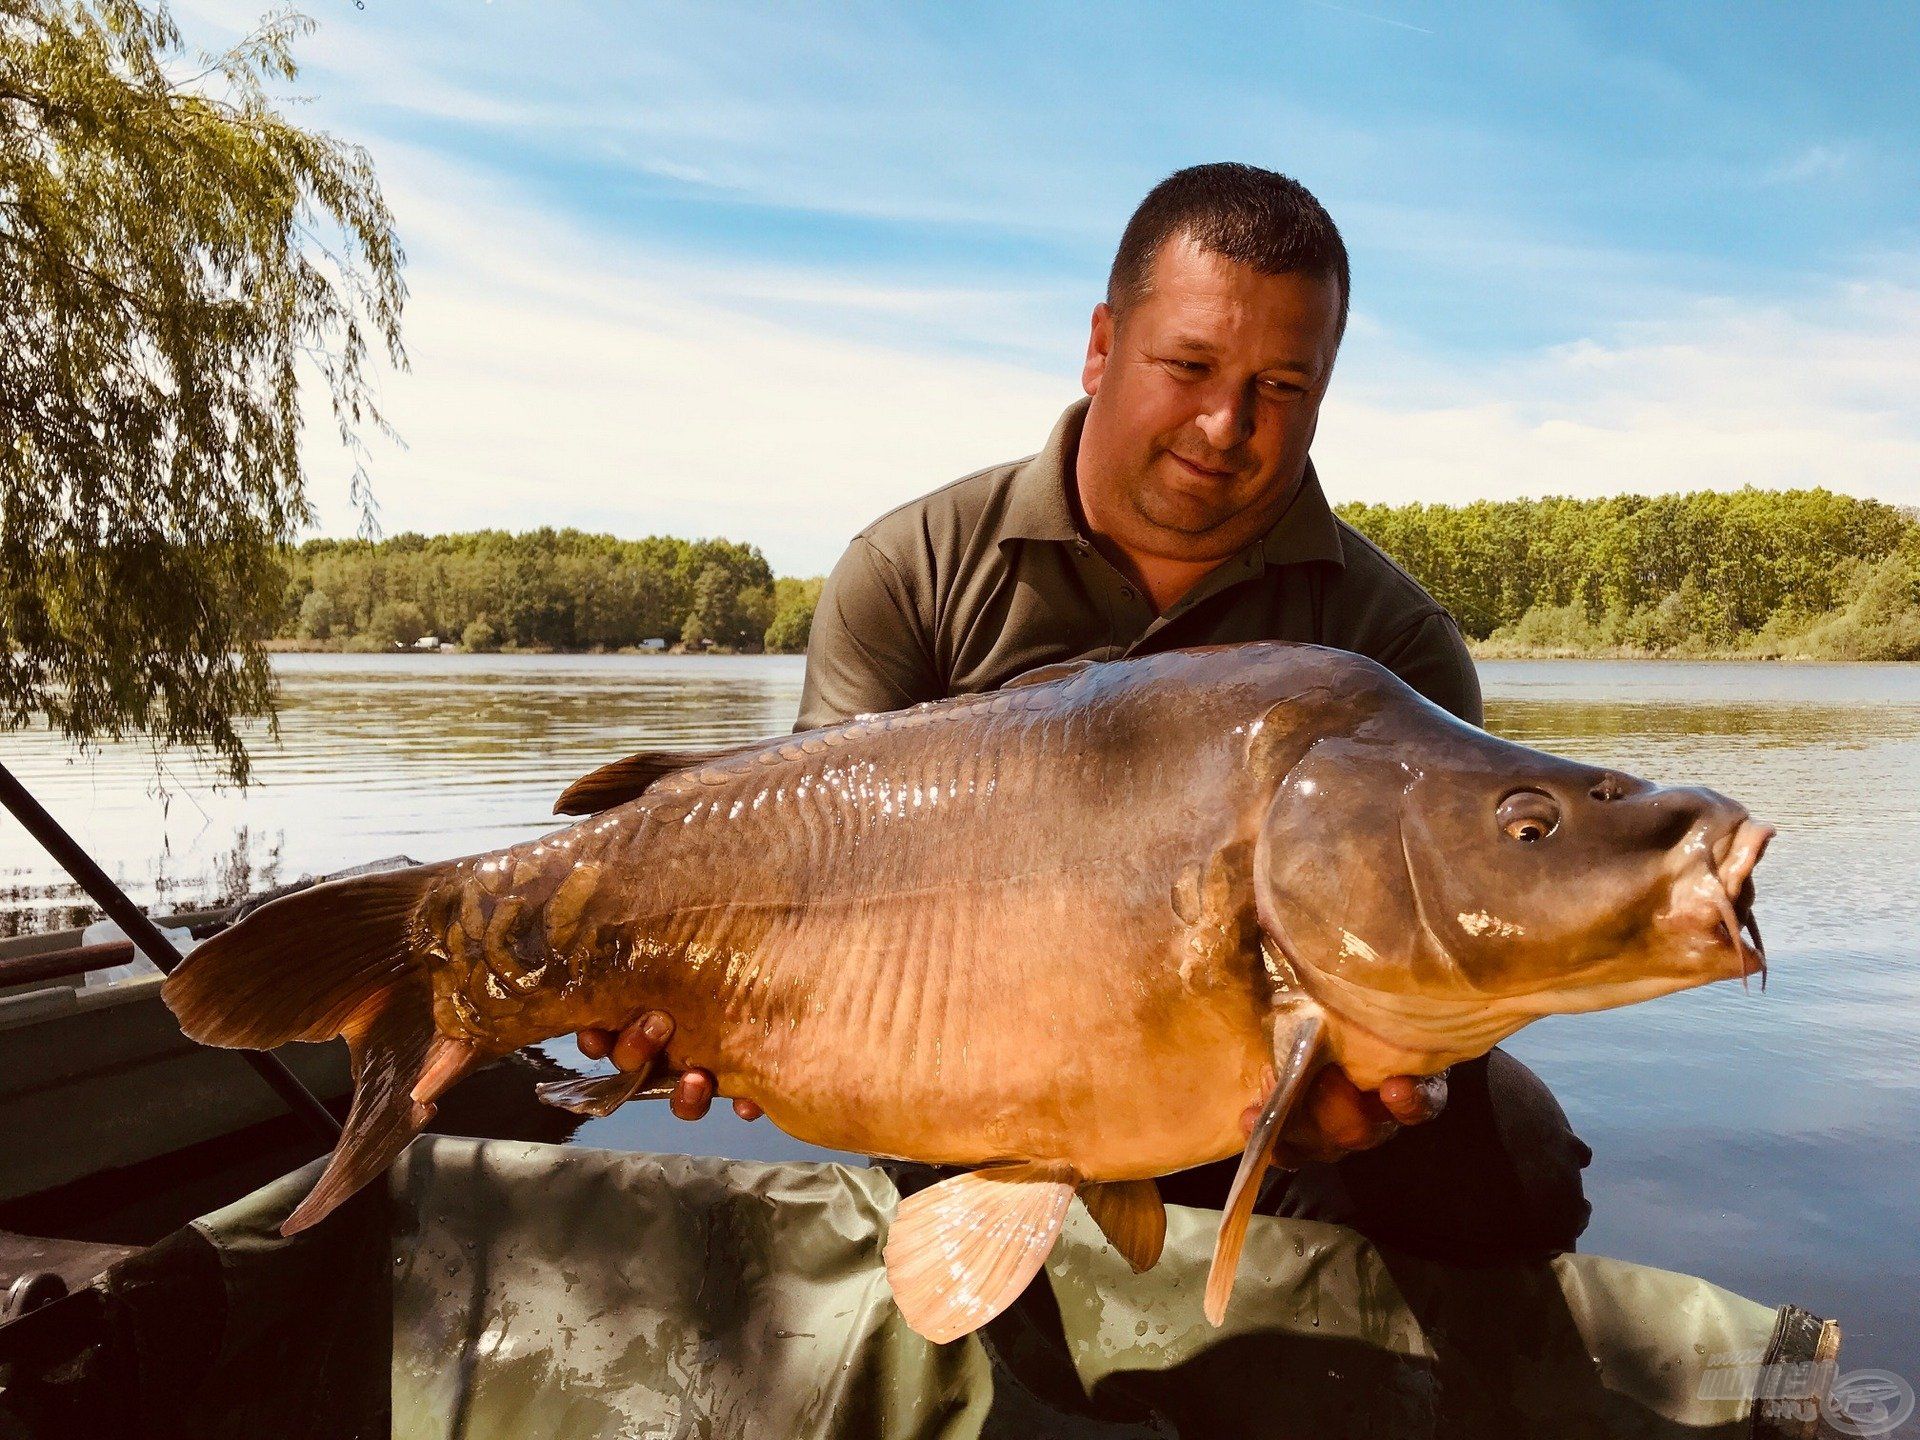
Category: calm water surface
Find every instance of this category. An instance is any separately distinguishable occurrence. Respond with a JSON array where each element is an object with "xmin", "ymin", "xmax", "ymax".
[{"xmin": 3, "ymin": 654, "xmax": 1915, "ymax": 1378}]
